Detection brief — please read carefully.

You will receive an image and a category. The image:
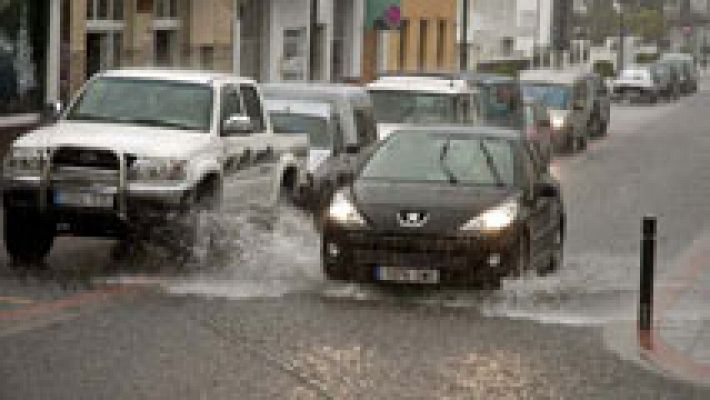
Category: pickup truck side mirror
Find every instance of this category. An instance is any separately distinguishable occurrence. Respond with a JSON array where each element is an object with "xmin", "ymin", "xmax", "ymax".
[
  {"xmin": 41, "ymin": 101, "xmax": 63, "ymax": 123},
  {"xmin": 222, "ymin": 115, "xmax": 254, "ymax": 136}
]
